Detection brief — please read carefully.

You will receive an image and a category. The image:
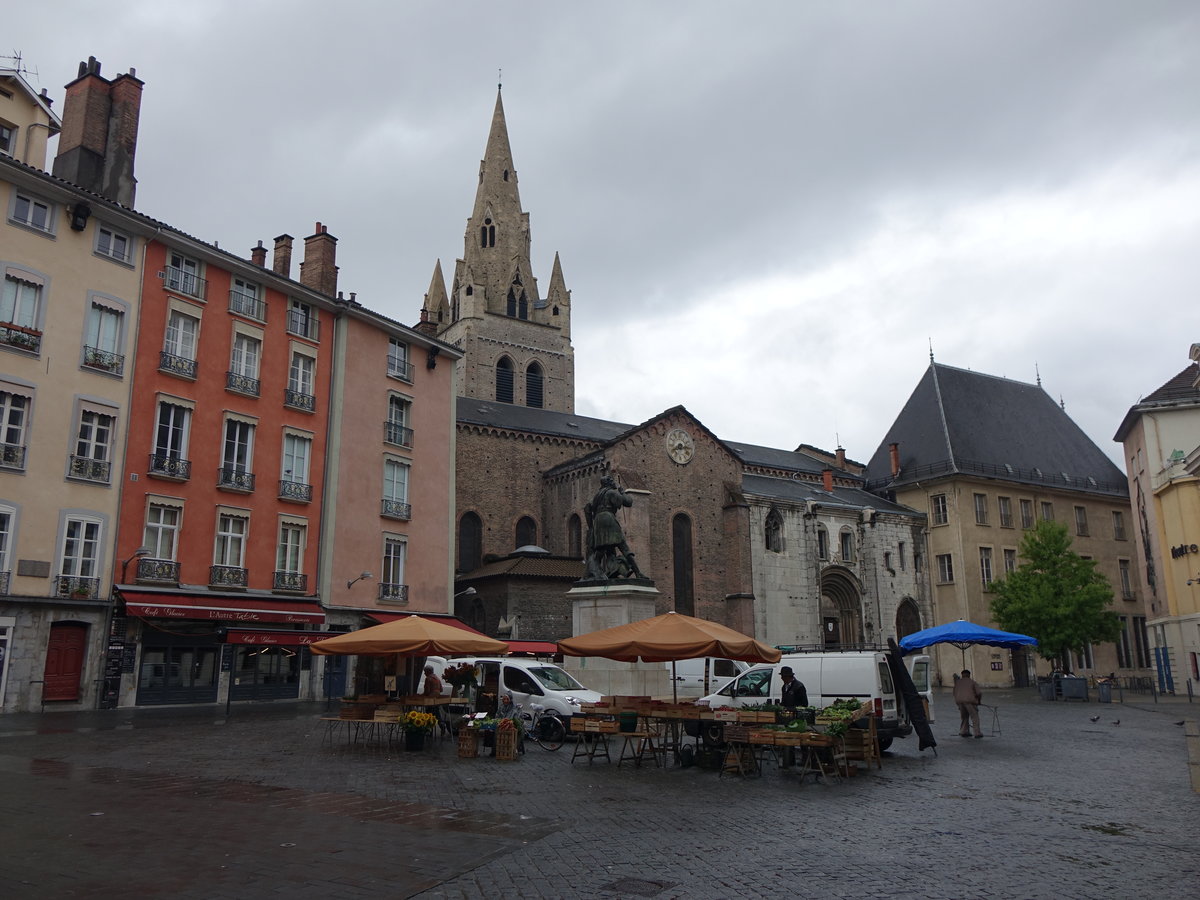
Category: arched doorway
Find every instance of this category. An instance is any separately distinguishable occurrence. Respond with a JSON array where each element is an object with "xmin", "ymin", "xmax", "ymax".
[
  {"xmin": 895, "ymin": 598, "xmax": 921, "ymax": 642},
  {"xmin": 819, "ymin": 568, "xmax": 862, "ymax": 648}
]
